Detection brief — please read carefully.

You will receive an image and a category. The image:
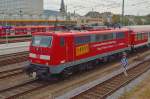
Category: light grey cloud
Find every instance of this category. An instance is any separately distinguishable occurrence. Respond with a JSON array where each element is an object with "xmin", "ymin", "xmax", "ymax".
[{"xmin": 44, "ymin": 0, "xmax": 150, "ymax": 15}]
